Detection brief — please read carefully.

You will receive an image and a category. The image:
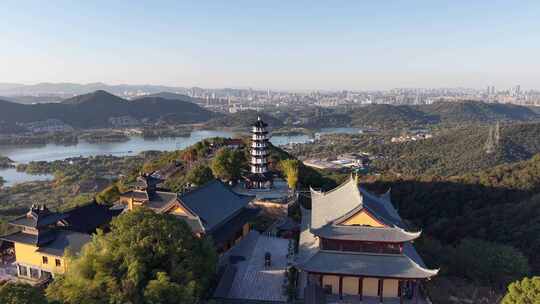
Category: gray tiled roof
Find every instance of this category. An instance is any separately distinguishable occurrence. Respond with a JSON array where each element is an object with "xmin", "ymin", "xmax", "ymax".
[
  {"xmin": 10, "ymin": 211, "xmax": 67, "ymax": 229},
  {"xmin": 2, "ymin": 230, "xmax": 91, "ymax": 257},
  {"xmin": 311, "ymin": 176, "xmax": 404, "ymax": 229},
  {"xmin": 36, "ymin": 230, "xmax": 91, "ymax": 256},
  {"xmin": 179, "ymin": 180, "xmax": 254, "ymax": 231},
  {"xmin": 312, "ymin": 225, "xmax": 421, "ymax": 243},
  {"xmin": 310, "ymin": 177, "xmax": 363, "ymax": 230},
  {"xmin": 123, "ymin": 190, "xmax": 149, "ymax": 201},
  {"xmin": 146, "ymin": 191, "xmax": 178, "ymax": 211},
  {"xmin": 298, "ymin": 250, "xmax": 438, "ymax": 279}
]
